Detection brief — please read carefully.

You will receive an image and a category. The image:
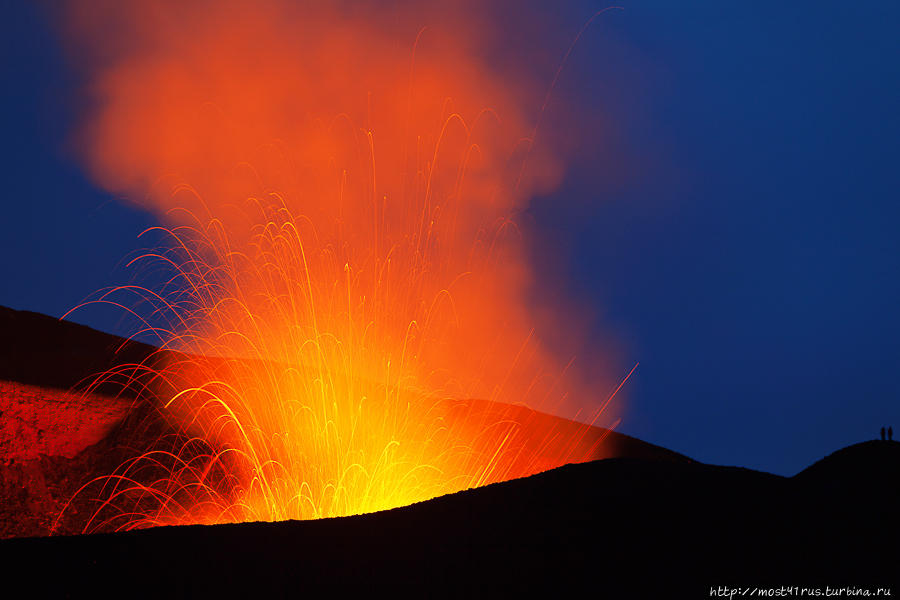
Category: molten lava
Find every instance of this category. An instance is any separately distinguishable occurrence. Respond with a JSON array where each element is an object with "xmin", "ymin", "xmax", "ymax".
[{"xmin": 57, "ymin": 0, "xmax": 622, "ymax": 531}]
